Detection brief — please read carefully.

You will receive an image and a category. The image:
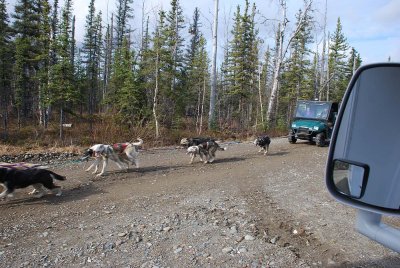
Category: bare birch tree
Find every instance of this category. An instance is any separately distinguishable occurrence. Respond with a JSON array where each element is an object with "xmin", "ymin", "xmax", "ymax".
[
  {"xmin": 266, "ymin": 0, "xmax": 313, "ymax": 128},
  {"xmin": 208, "ymin": 0, "xmax": 218, "ymax": 130}
]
